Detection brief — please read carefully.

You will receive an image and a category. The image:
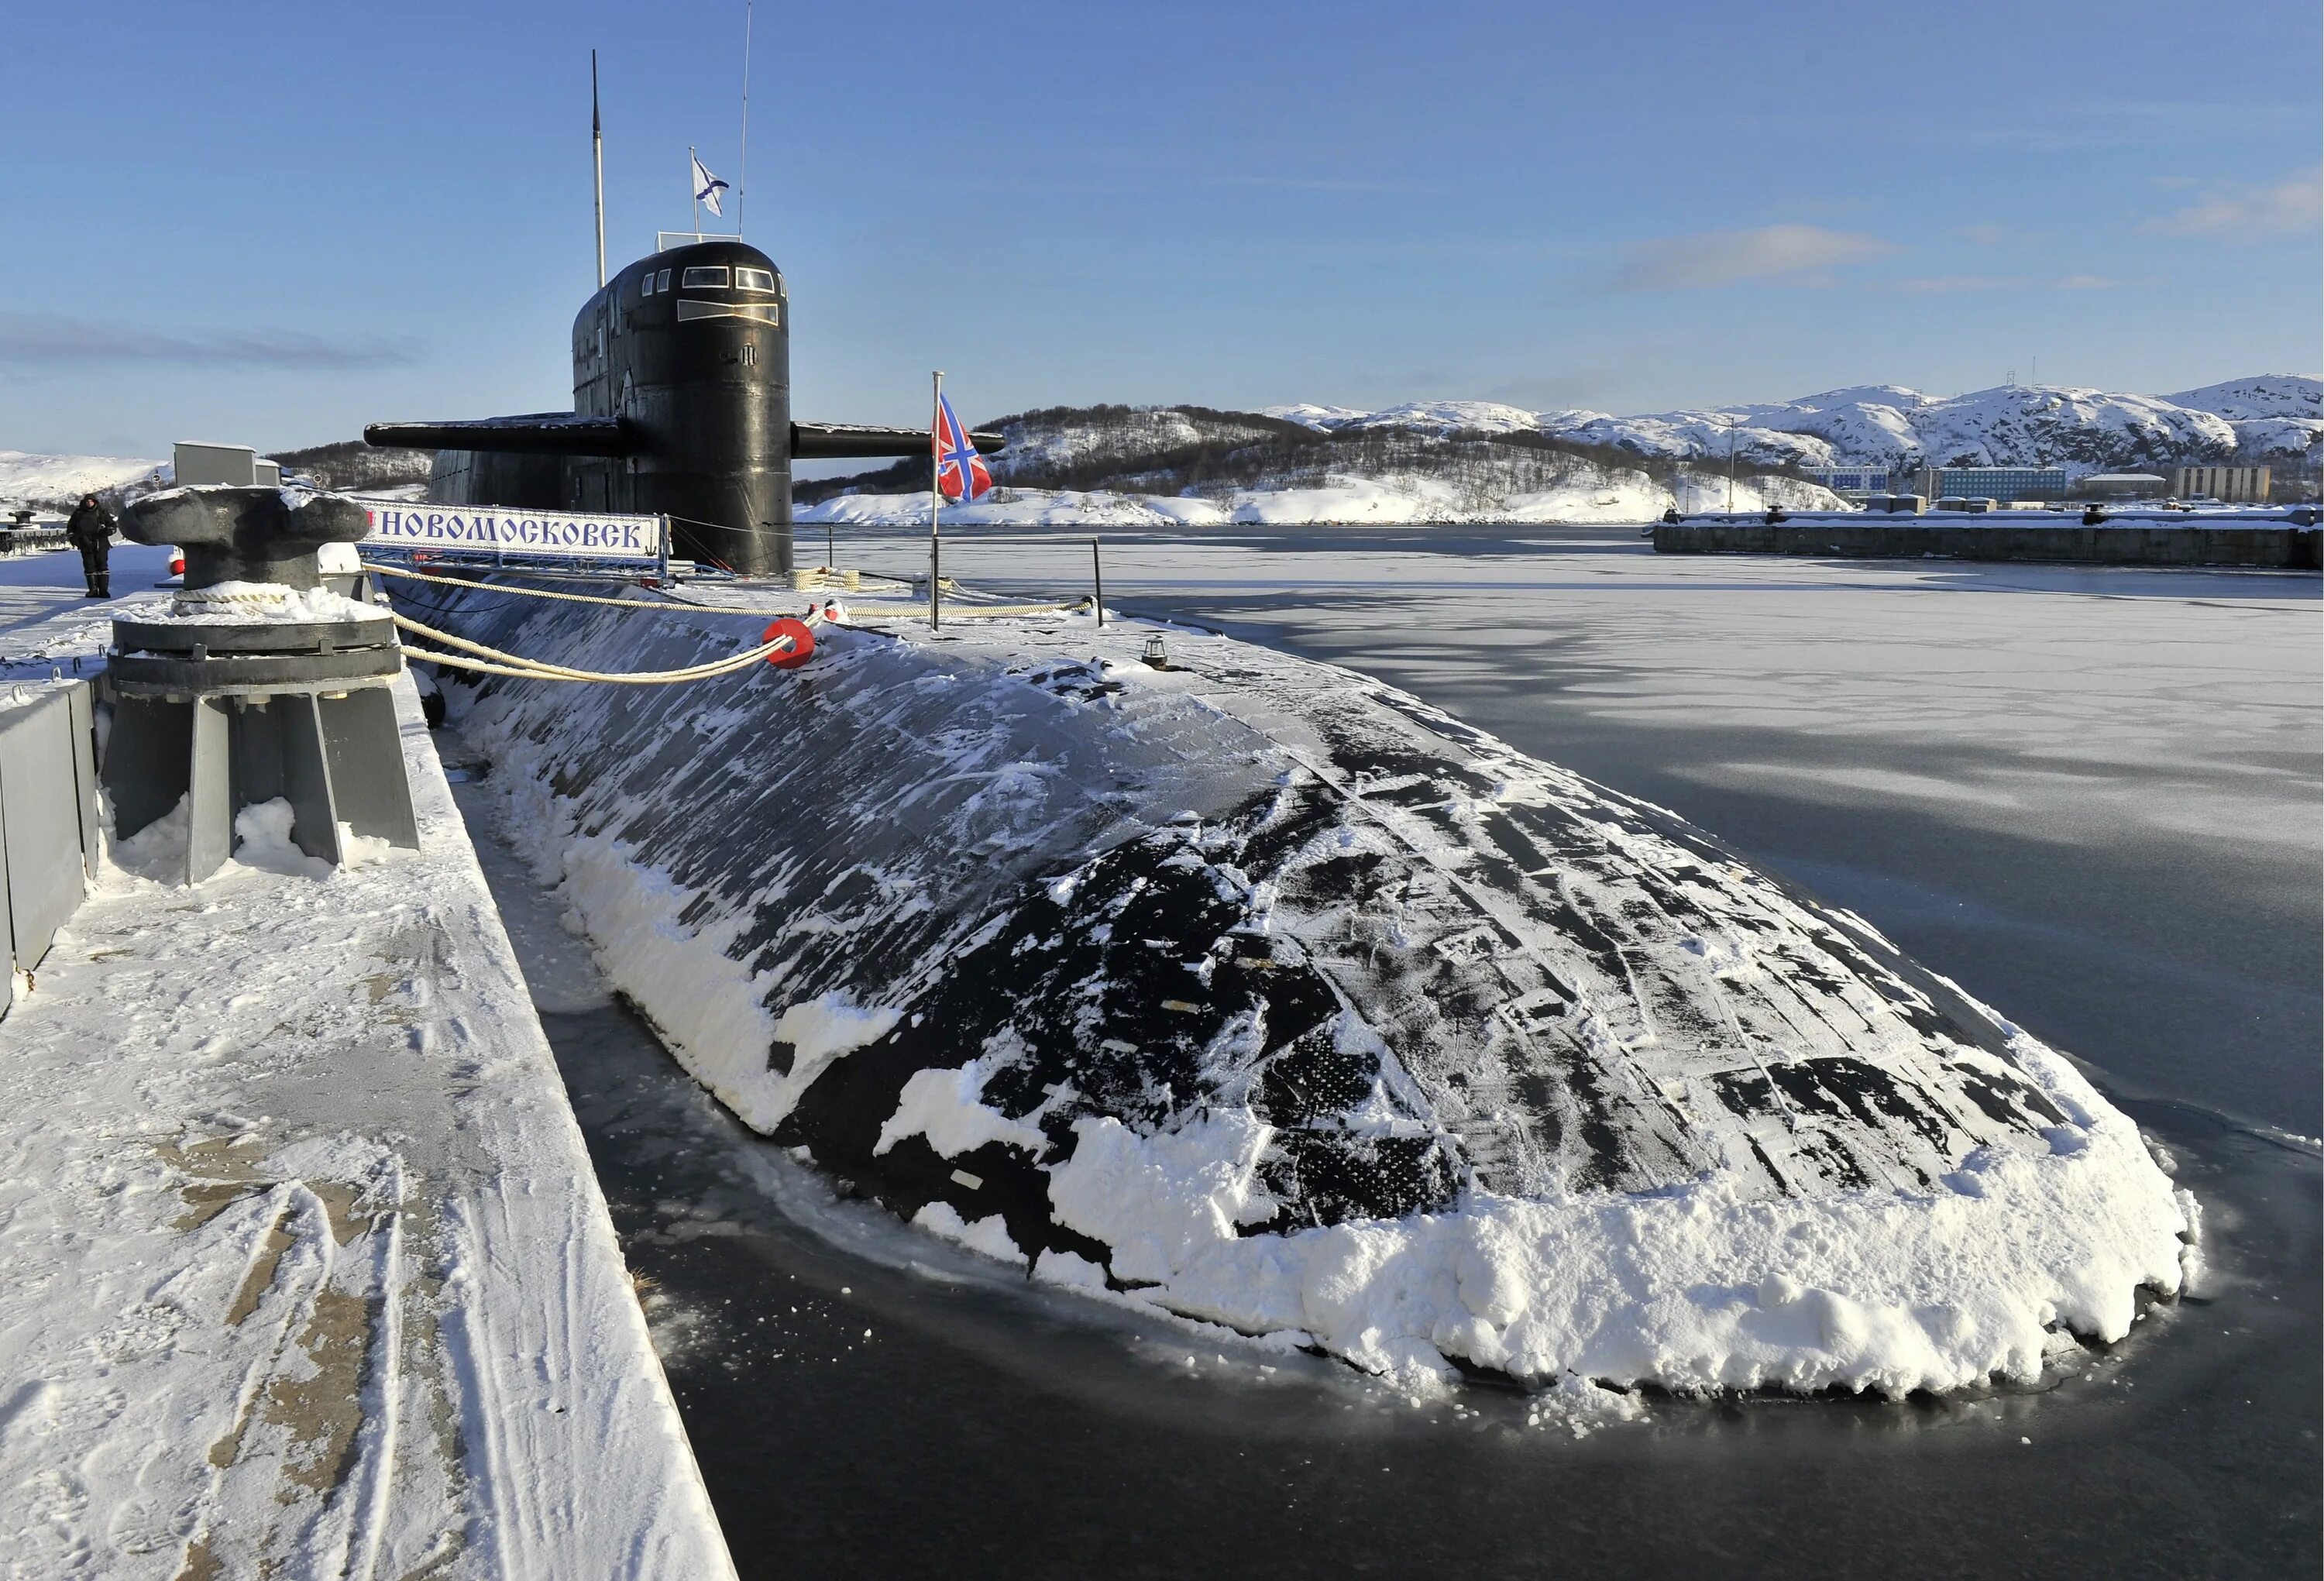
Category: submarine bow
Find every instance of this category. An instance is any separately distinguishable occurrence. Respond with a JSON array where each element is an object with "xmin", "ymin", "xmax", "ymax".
[{"xmin": 416, "ymin": 584, "xmax": 2195, "ymax": 1398}]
